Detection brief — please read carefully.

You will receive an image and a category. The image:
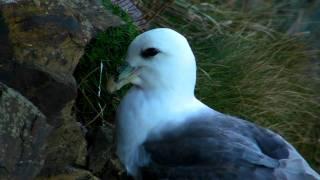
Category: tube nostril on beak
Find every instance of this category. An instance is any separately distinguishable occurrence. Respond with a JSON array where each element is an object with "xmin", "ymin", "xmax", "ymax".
[{"xmin": 107, "ymin": 62, "xmax": 140, "ymax": 93}]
